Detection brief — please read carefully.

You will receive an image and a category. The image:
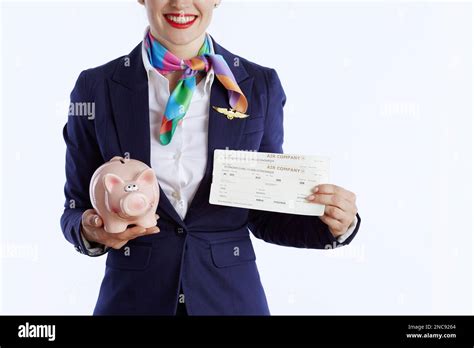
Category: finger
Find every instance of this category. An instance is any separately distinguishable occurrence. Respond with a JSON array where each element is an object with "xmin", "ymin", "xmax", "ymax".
[
  {"xmin": 323, "ymin": 205, "xmax": 352, "ymax": 225},
  {"xmin": 115, "ymin": 225, "xmax": 148, "ymax": 241},
  {"xmin": 307, "ymin": 193, "xmax": 352, "ymax": 213},
  {"xmin": 116, "ymin": 224, "xmax": 161, "ymax": 241},
  {"xmin": 109, "ymin": 226, "xmax": 146, "ymax": 241},
  {"xmin": 82, "ymin": 210, "xmax": 103, "ymax": 228},
  {"xmin": 313, "ymin": 184, "xmax": 356, "ymax": 203},
  {"xmin": 131, "ymin": 226, "xmax": 160, "ymax": 235},
  {"xmin": 109, "ymin": 240, "xmax": 128, "ymax": 250},
  {"xmin": 319, "ymin": 214, "xmax": 345, "ymax": 236},
  {"xmin": 107, "ymin": 226, "xmax": 159, "ymax": 246},
  {"xmin": 145, "ymin": 226, "xmax": 160, "ymax": 234},
  {"xmin": 81, "ymin": 209, "xmax": 94, "ymax": 226},
  {"xmin": 129, "ymin": 226, "xmax": 159, "ymax": 239},
  {"xmin": 90, "ymin": 215, "xmax": 103, "ymax": 227}
]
